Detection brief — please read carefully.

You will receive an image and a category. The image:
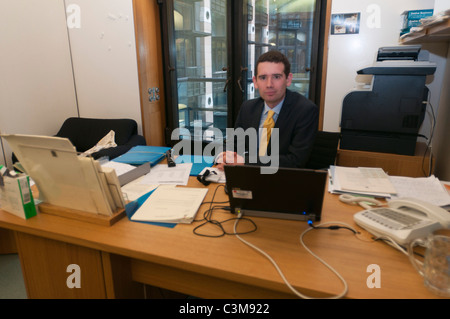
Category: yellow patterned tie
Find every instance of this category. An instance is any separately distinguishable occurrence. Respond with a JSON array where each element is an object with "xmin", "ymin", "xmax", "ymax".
[{"xmin": 259, "ymin": 110, "xmax": 275, "ymax": 156}]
